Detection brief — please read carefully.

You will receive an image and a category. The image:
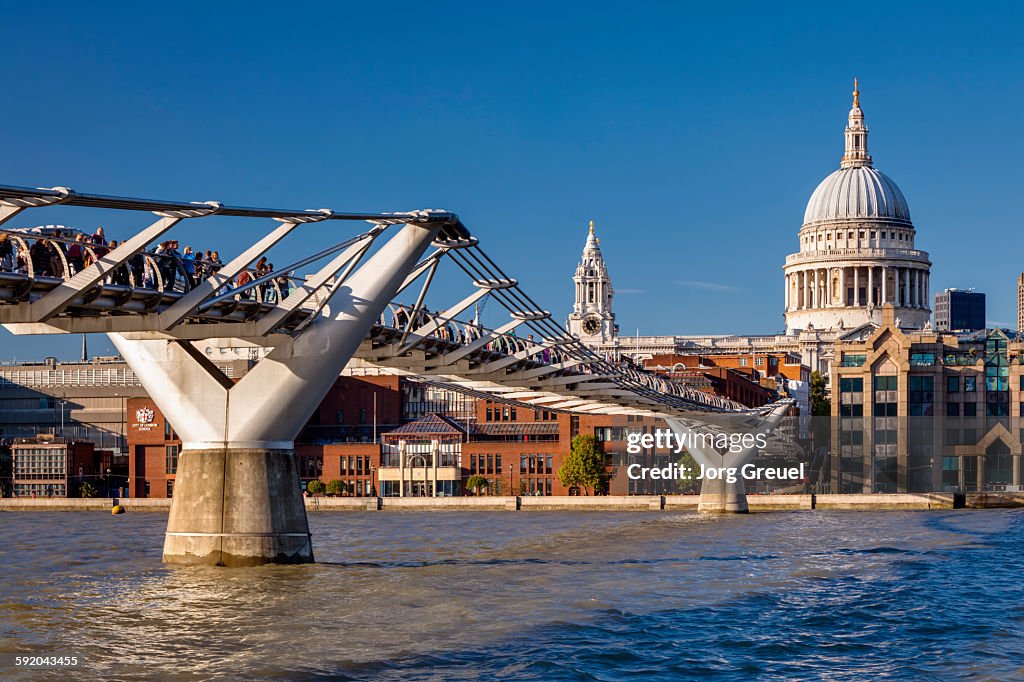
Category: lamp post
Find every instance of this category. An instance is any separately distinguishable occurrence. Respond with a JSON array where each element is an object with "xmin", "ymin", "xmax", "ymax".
[
  {"xmin": 509, "ymin": 463, "xmax": 513, "ymax": 497},
  {"xmin": 58, "ymin": 399, "xmax": 67, "ymax": 435},
  {"xmin": 370, "ymin": 465, "xmax": 377, "ymax": 497}
]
